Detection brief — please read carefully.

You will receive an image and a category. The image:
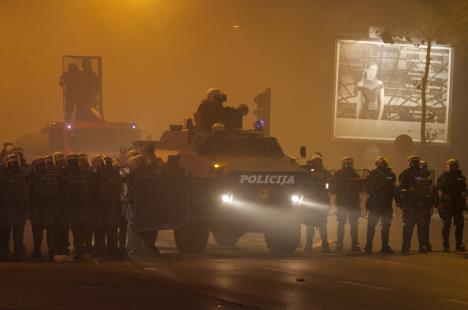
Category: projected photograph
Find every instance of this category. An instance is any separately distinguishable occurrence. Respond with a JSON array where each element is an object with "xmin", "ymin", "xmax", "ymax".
[{"xmin": 333, "ymin": 40, "xmax": 452, "ymax": 143}]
